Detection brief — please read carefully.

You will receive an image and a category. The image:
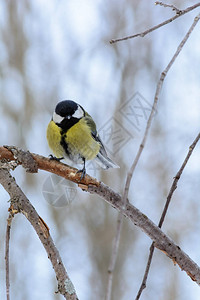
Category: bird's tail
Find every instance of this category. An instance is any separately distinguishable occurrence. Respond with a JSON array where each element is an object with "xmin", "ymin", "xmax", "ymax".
[{"xmin": 95, "ymin": 152, "xmax": 119, "ymax": 170}]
